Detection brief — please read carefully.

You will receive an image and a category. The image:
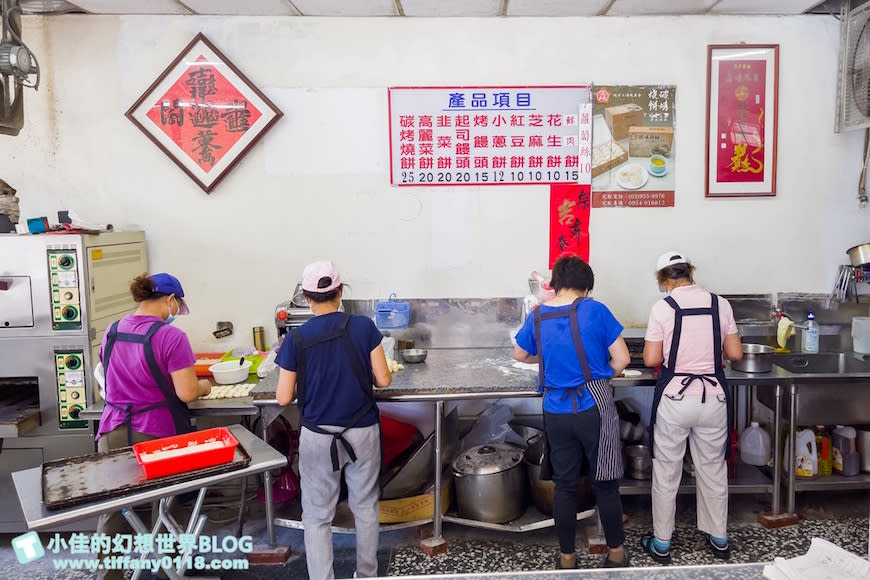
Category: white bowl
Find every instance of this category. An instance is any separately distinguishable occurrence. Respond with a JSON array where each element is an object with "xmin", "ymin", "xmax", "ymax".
[{"xmin": 209, "ymin": 360, "xmax": 253, "ymax": 384}]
